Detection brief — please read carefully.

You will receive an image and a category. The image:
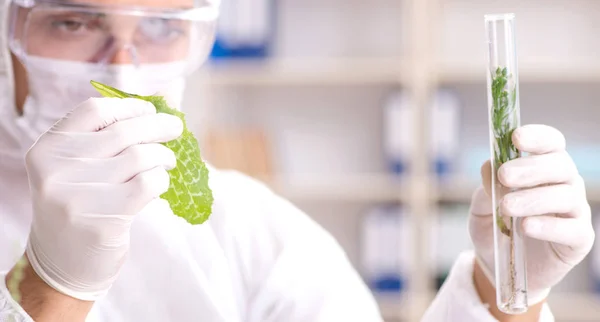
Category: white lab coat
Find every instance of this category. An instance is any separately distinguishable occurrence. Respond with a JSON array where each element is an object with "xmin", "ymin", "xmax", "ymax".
[{"xmin": 0, "ymin": 3, "xmax": 554, "ymax": 320}]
